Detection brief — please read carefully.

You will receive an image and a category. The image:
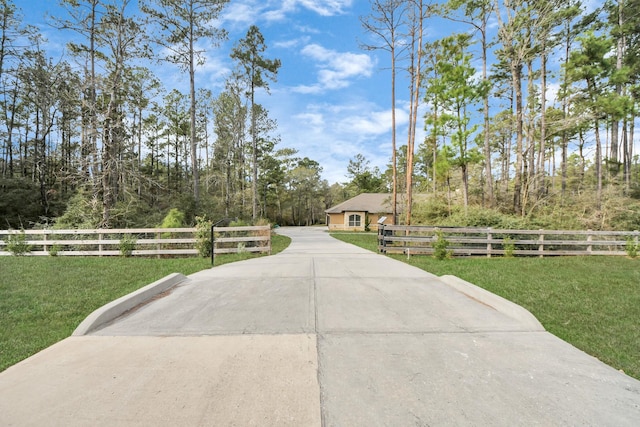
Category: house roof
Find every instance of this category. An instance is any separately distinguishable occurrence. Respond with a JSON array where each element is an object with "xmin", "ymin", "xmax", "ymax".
[{"xmin": 325, "ymin": 193, "xmax": 394, "ymax": 214}]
